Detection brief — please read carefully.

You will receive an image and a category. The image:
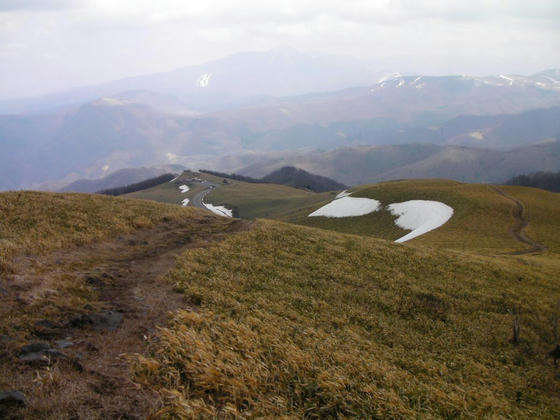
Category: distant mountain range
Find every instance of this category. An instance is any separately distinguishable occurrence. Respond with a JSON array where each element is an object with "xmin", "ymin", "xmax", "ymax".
[
  {"xmin": 0, "ymin": 47, "xmax": 380, "ymax": 115},
  {"xmin": 231, "ymin": 140, "xmax": 560, "ymax": 185},
  {"xmin": 1, "ymin": 48, "xmax": 559, "ymax": 191},
  {"xmin": 60, "ymin": 139, "xmax": 560, "ymax": 191}
]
